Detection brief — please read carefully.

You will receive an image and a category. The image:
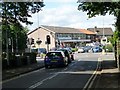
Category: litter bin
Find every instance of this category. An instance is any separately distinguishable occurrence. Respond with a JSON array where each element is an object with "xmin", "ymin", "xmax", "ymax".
[
  {"xmin": 27, "ymin": 56, "xmax": 30, "ymax": 65},
  {"xmin": 15, "ymin": 54, "xmax": 21, "ymax": 67}
]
